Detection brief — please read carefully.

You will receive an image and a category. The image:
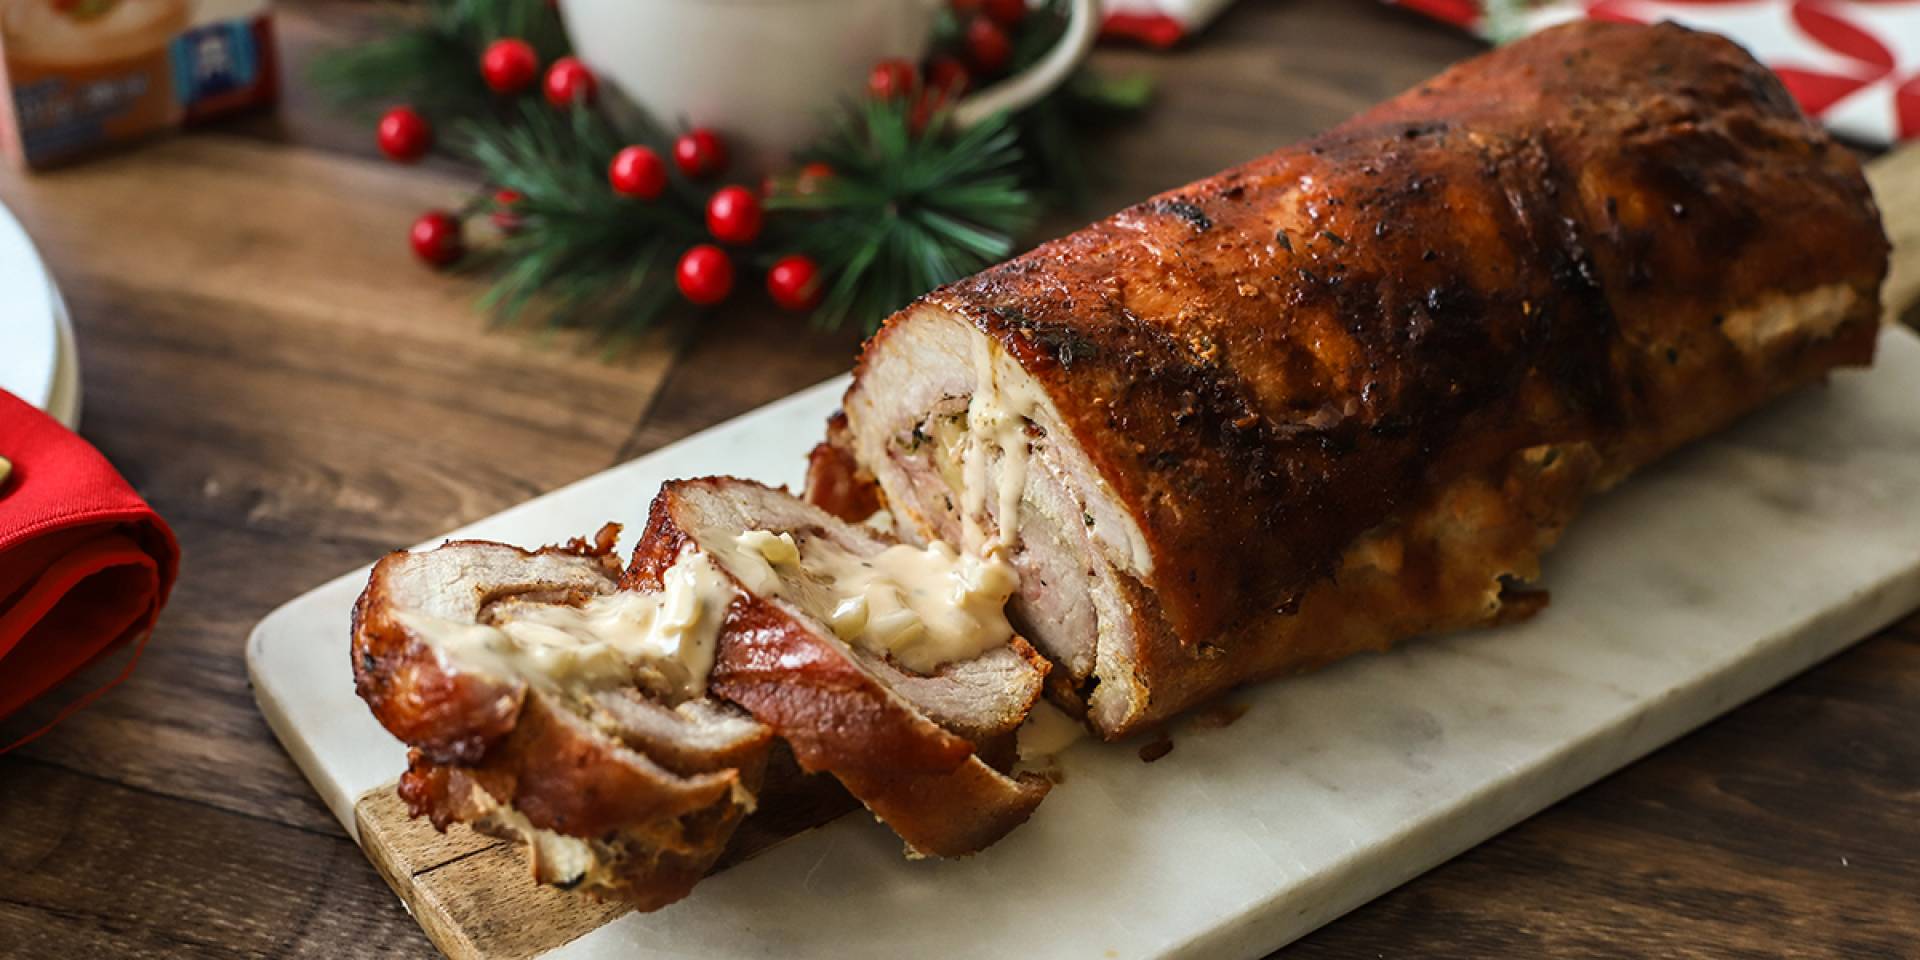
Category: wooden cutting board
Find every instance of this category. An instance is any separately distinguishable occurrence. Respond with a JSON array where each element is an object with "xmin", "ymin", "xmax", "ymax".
[{"xmin": 251, "ymin": 149, "xmax": 1920, "ymax": 960}]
